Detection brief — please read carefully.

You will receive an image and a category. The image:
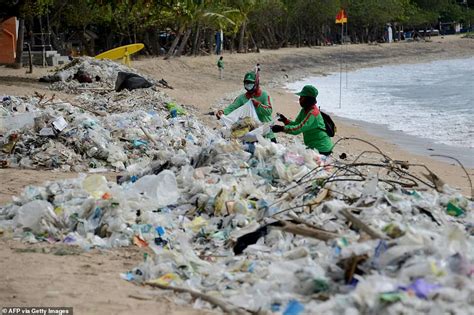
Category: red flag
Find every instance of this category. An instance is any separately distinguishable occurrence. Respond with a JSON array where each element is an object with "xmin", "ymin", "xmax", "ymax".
[{"xmin": 336, "ymin": 9, "xmax": 347, "ymax": 24}]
